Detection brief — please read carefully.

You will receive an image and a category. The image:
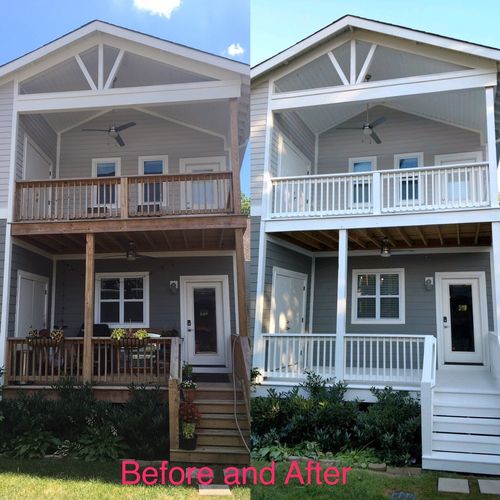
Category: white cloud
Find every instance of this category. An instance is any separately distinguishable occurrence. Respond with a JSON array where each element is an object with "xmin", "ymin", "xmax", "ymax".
[
  {"xmin": 132, "ymin": 0, "xmax": 181, "ymax": 19},
  {"xmin": 227, "ymin": 43, "xmax": 245, "ymax": 57}
]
